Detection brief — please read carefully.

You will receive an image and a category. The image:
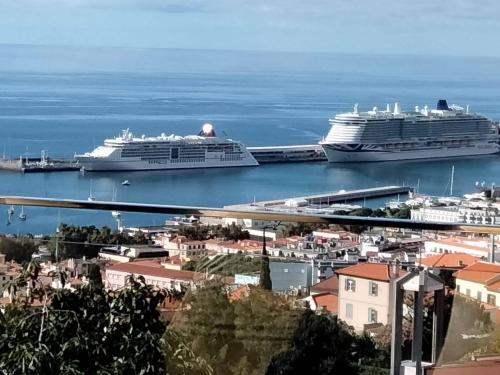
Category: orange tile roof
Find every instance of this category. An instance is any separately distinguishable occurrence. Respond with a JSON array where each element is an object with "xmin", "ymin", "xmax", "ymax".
[
  {"xmin": 107, "ymin": 261, "xmax": 203, "ymax": 282},
  {"xmin": 336, "ymin": 262, "xmax": 403, "ymax": 282},
  {"xmin": 311, "ymin": 275, "xmax": 339, "ymax": 294},
  {"xmin": 486, "ymin": 279, "xmax": 500, "ymax": 293},
  {"xmin": 427, "ymin": 357, "xmax": 500, "ymax": 375},
  {"xmin": 312, "ymin": 293, "xmax": 338, "ymax": 314},
  {"xmin": 455, "ymin": 262, "xmax": 500, "ymax": 285},
  {"xmin": 418, "ymin": 253, "xmax": 480, "ymax": 269},
  {"xmin": 228, "ymin": 284, "xmax": 252, "ymax": 301}
]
